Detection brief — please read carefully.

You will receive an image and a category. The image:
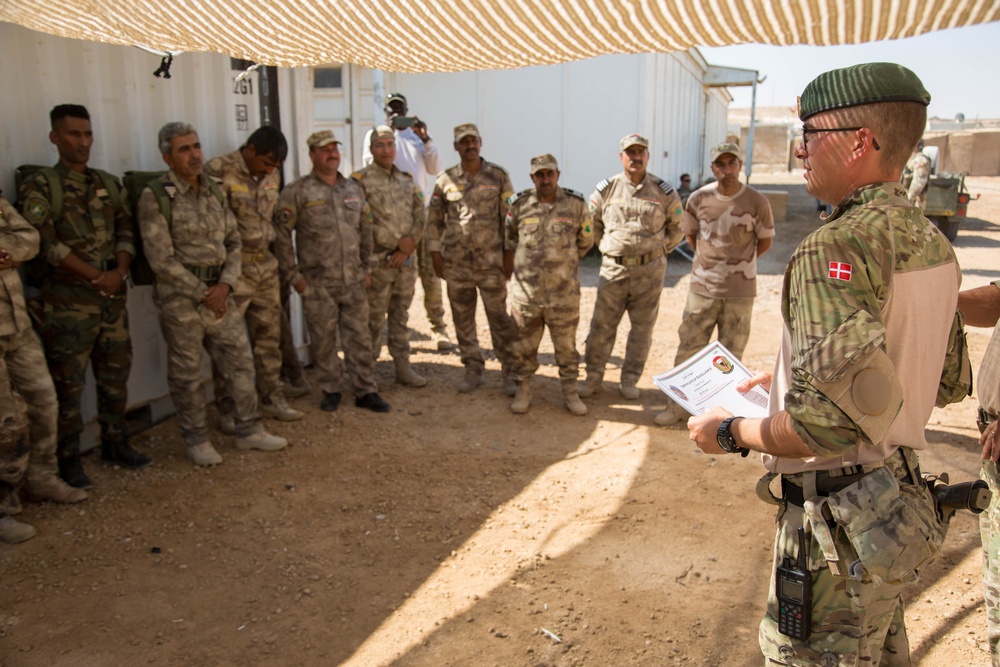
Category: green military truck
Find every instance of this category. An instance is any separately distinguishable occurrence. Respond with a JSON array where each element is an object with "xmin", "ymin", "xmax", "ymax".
[{"xmin": 924, "ymin": 173, "xmax": 975, "ymax": 242}]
